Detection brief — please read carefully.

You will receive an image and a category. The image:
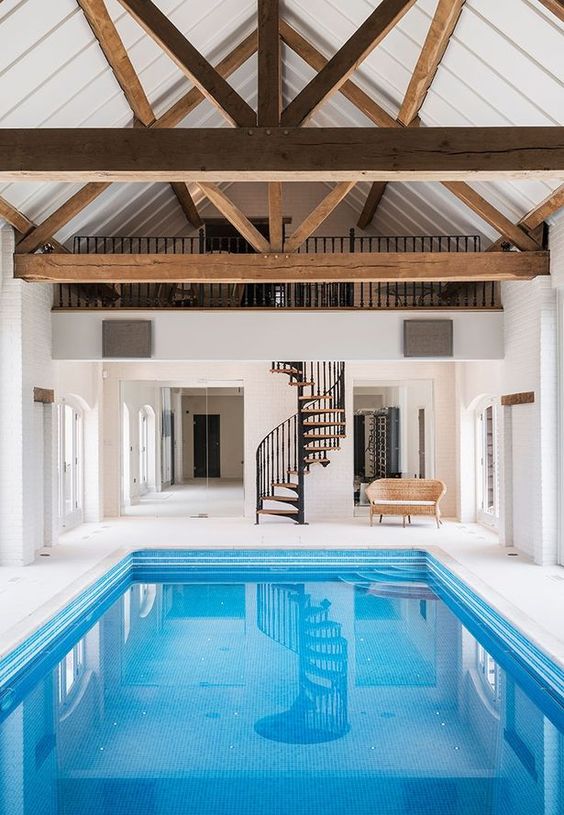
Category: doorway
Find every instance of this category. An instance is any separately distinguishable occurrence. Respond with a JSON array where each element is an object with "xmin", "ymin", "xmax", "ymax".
[
  {"xmin": 193, "ymin": 414, "xmax": 221, "ymax": 478},
  {"xmin": 58, "ymin": 403, "xmax": 83, "ymax": 530}
]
